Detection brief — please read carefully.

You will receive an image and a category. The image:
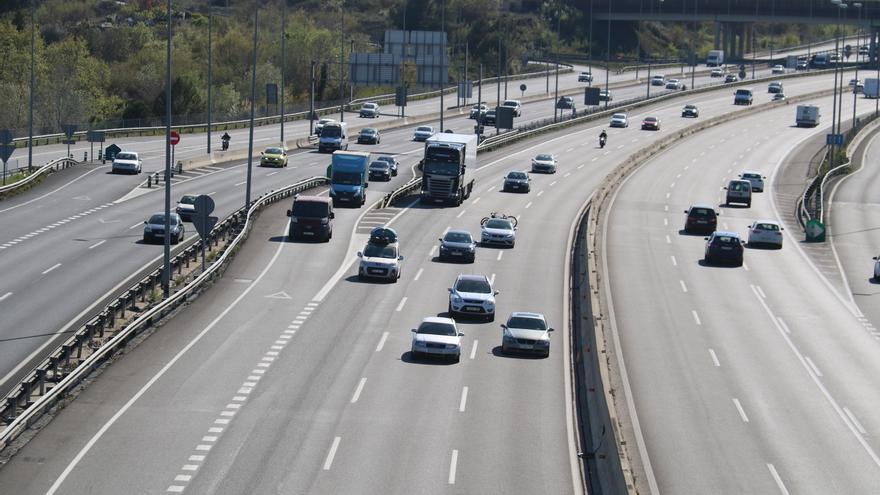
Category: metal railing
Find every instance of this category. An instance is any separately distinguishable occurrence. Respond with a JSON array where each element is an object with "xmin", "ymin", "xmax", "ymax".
[
  {"xmin": 0, "ymin": 175, "xmax": 329, "ymax": 448},
  {"xmin": 0, "ymin": 157, "xmax": 78, "ymax": 197}
]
